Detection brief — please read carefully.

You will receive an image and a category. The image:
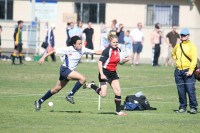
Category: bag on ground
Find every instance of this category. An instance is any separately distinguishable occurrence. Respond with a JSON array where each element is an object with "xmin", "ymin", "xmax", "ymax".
[{"xmin": 124, "ymin": 92, "xmax": 157, "ymax": 111}]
